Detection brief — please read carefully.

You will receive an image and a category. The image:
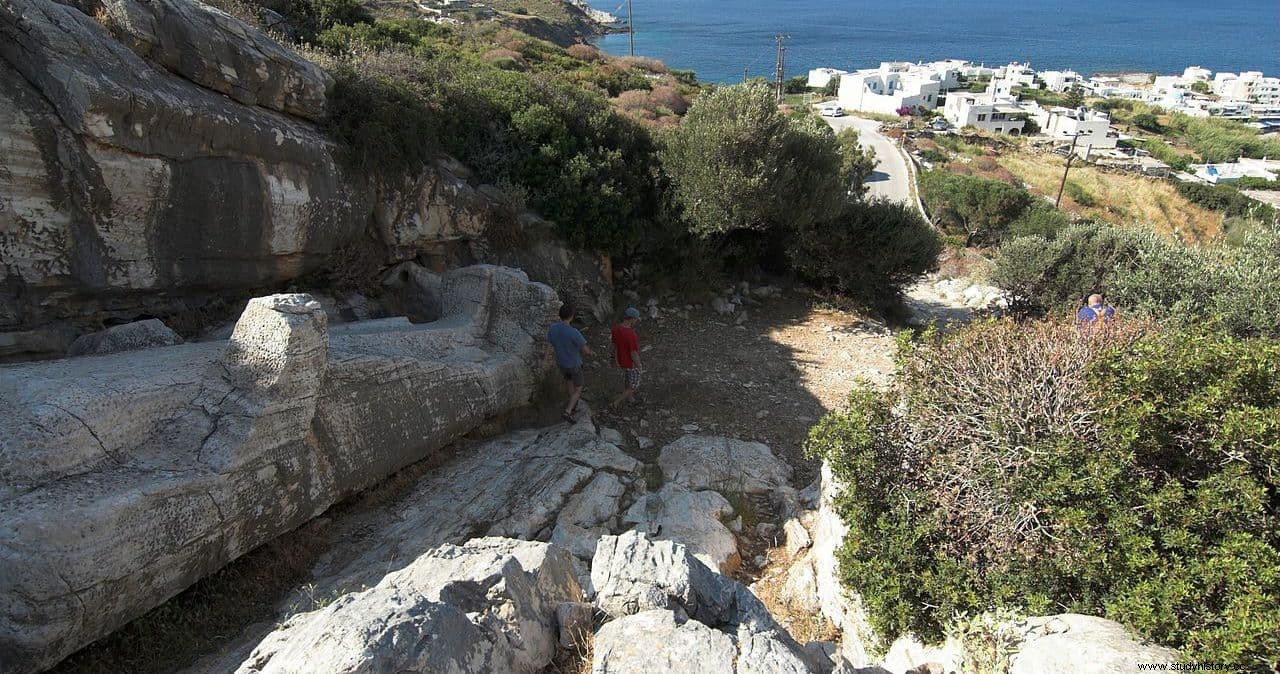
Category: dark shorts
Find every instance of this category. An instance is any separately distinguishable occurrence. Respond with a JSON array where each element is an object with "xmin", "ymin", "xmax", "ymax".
[
  {"xmin": 622, "ymin": 368, "xmax": 641, "ymax": 390},
  {"xmin": 559, "ymin": 365, "xmax": 584, "ymax": 386}
]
